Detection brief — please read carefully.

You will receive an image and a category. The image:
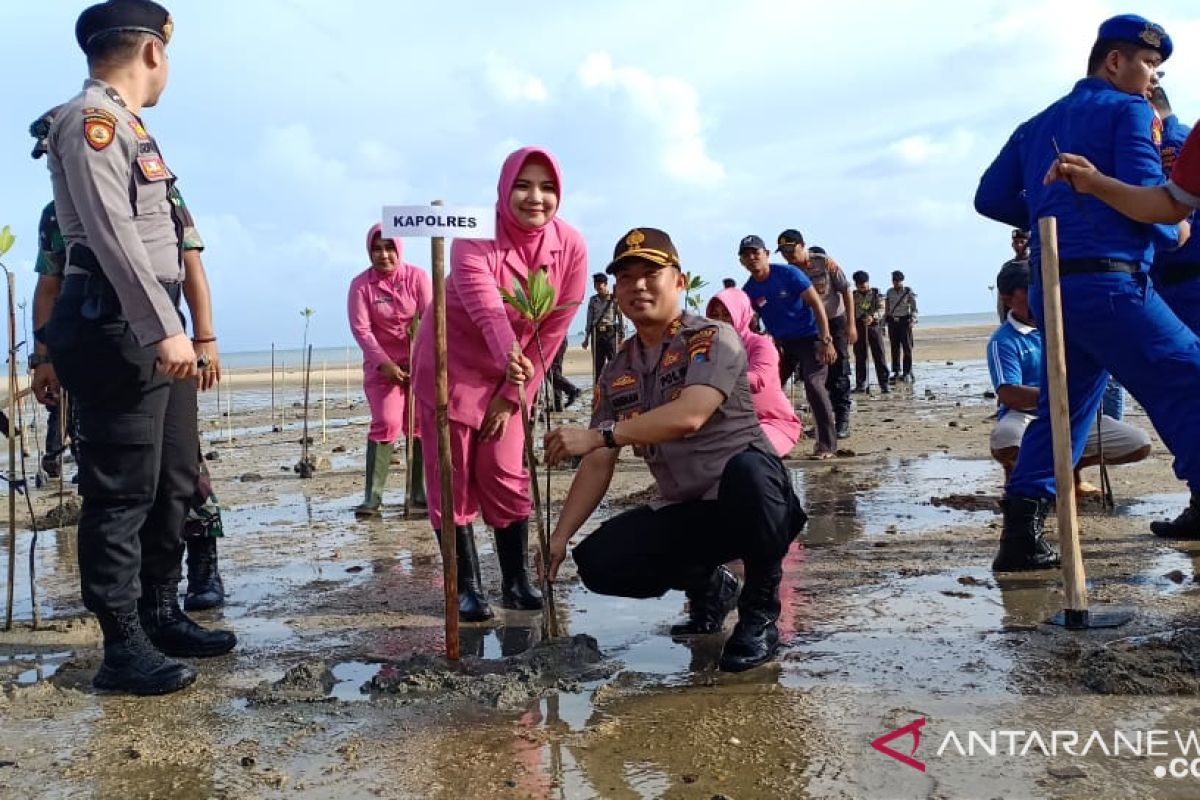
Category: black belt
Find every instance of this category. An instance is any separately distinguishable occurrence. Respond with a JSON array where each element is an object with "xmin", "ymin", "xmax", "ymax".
[
  {"xmin": 1057, "ymin": 258, "xmax": 1141, "ymax": 276},
  {"xmin": 1157, "ymin": 263, "xmax": 1200, "ymax": 287},
  {"xmin": 68, "ymin": 245, "xmax": 182, "ymax": 306}
]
